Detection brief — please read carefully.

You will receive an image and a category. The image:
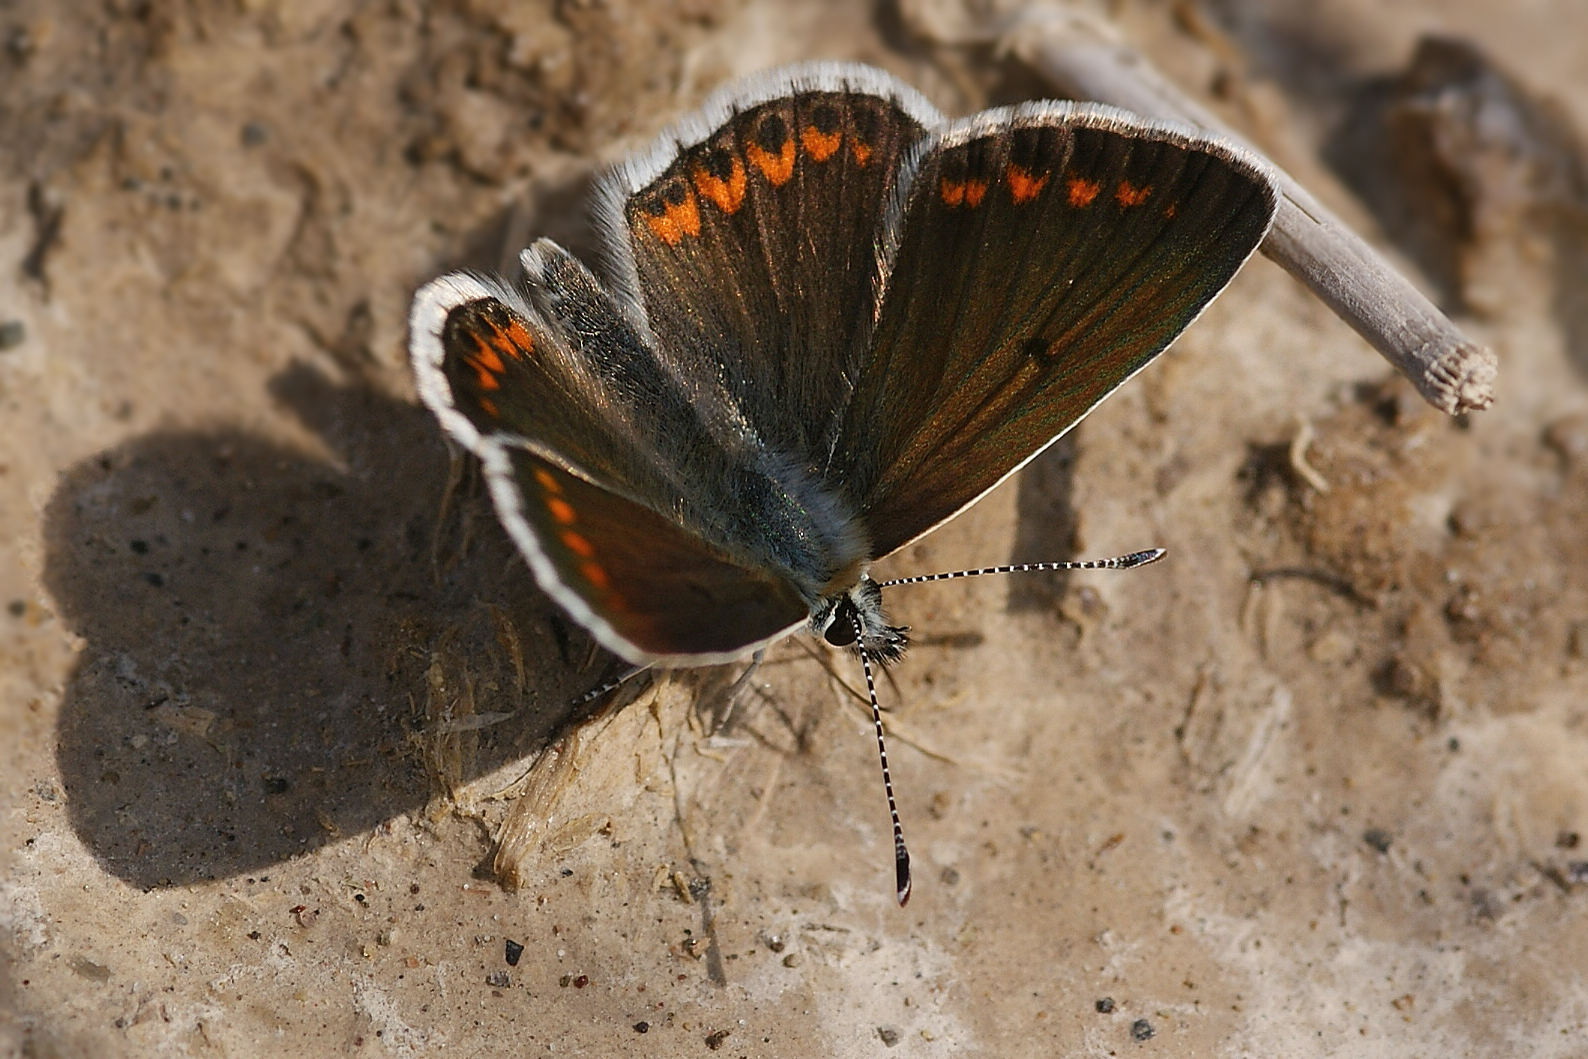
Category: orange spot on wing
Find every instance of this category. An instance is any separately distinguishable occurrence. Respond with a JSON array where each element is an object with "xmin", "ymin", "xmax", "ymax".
[
  {"xmin": 851, "ymin": 140, "xmax": 874, "ymax": 166},
  {"xmin": 746, "ymin": 140, "xmax": 796, "ymax": 185},
  {"xmin": 472, "ymin": 362, "xmax": 501, "ymax": 391},
  {"xmin": 579, "ymin": 561, "xmax": 611, "ymax": 592},
  {"xmin": 692, "ymin": 156, "xmax": 746, "ymax": 214},
  {"xmin": 499, "ymin": 320, "xmax": 536, "ymax": 359},
  {"xmin": 547, "ymin": 497, "xmax": 577, "ymax": 525},
  {"xmin": 1067, "ymin": 178, "xmax": 1100, "ymax": 207},
  {"xmin": 1006, "ymin": 165, "xmax": 1050, "ymax": 204},
  {"xmin": 643, "ymin": 193, "xmax": 702, "ymax": 245},
  {"xmin": 1164, "ymin": 202, "xmax": 1178, "ymax": 219},
  {"xmin": 801, "ymin": 126, "xmax": 841, "ymax": 162},
  {"xmin": 478, "ymin": 397, "xmax": 497, "ymax": 418},
  {"xmin": 1115, "ymin": 181, "xmax": 1152, "ymax": 206},
  {"xmin": 532, "ymin": 468, "xmax": 561, "ymax": 494},
  {"xmin": 470, "ymin": 341, "xmax": 506, "ymax": 376},
  {"xmin": 560, "ymin": 530, "xmax": 595, "ymax": 559},
  {"xmin": 940, "ymin": 178, "xmax": 987, "ymax": 208}
]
